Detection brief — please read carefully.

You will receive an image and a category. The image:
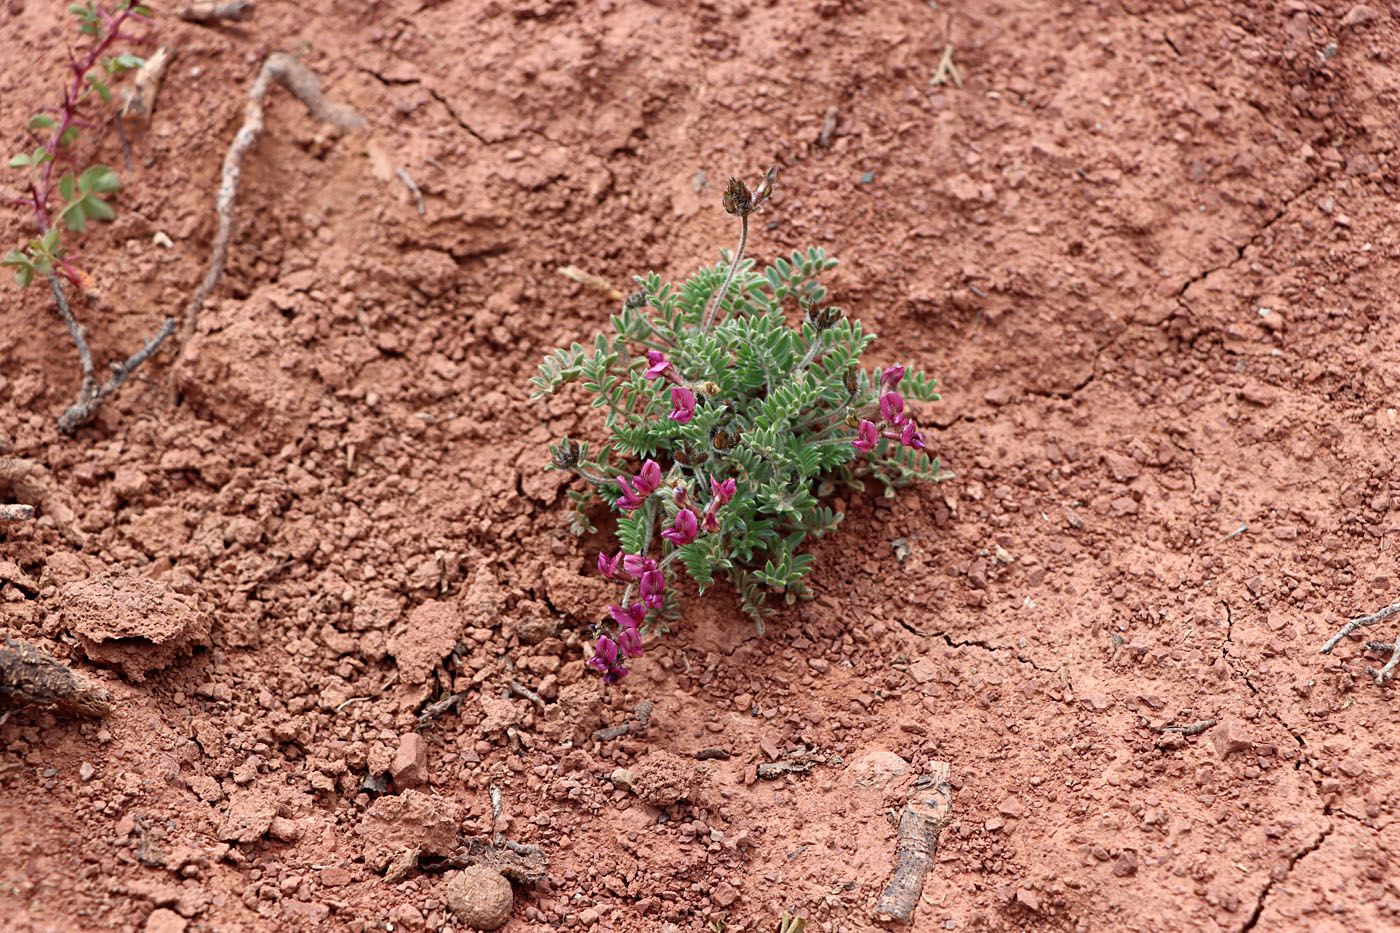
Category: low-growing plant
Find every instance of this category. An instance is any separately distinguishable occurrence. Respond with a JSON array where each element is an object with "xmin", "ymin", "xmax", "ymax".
[
  {"xmin": 4, "ymin": 1, "xmax": 152, "ymax": 290},
  {"xmin": 534, "ymin": 168, "xmax": 948, "ymax": 682}
]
